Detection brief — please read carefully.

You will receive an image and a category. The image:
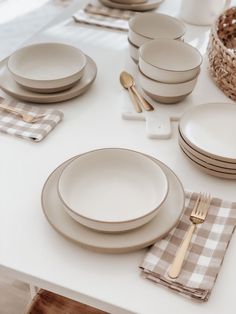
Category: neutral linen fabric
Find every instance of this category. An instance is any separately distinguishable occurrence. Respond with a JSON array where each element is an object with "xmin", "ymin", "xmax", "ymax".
[
  {"xmin": 73, "ymin": 0, "xmax": 135, "ymax": 31},
  {"xmin": 0, "ymin": 98, "xmax": 63, "ymax": 142},
  {"xmin": 140, "ymin": 192, "xmax": 236, "ymax": 301}
]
